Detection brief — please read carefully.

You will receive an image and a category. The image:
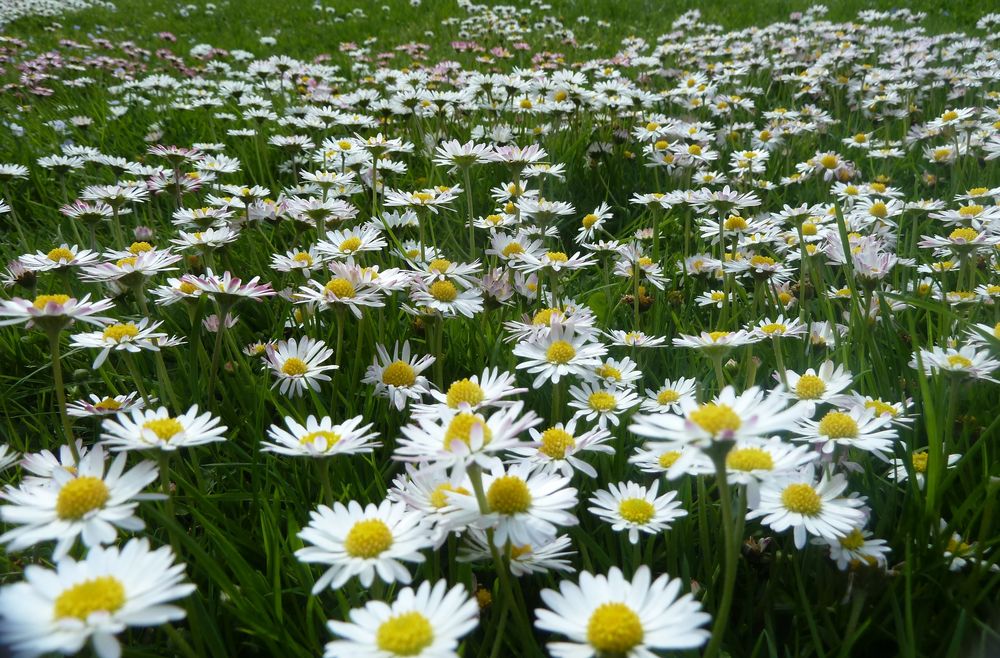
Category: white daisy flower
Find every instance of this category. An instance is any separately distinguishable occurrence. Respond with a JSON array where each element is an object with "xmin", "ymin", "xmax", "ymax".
[
  {"xmin": 363, "ymin": 341, "xmax": 435, "ymax": 411},
  {"xmin": 265, "ymin": 336, "xmax": 338, "ymax": 398},
  {"xmin": 408, "ymin": 278, "xmax": 484, "ymax": 318},
  {"xmin": 417, "ymin": 367, "xmax": 526, "ymax": 414},
  {"xmin": 70, "ymin": 318, "xmax": 181, "ymax": 368},
  {"xmin": 19, "ymin": 244, "xmax": 100, "ymax": 272},
  {"xmin": 814, "ymin": 527, "xmax": 891, "ymax": 570},
  {"xmin": 534, "ymin": 565, "xmax": 711, "ymax": 657},
  {"xmin": 887, "ymin": 450, "xmax": 961, "ymax": 489},
  {"xmin": 911, "ymin": 345, "xmax": 1000, "ymax": 382},
  {"xmin": 747, "ymin": 469, "xmax": 866, "ymax": 549},
  {"xmin": 792, "ymin": 407, "xmax": 898, "ymax": 459},
  {"xmin": 513, "ymin": 322, "xmax": 607, "ymax": 388},
  {"xmin": 324, "ymin": 579, "xmax": 478, "ymax": 658},
  {"xmin": 723, "ymin": 437, "xmax": 819, "ymax": 506},
  {"xmin": 567, "ymin": 382, "xmax": 641, "ymax": 429},
  {"xmin": 588, "ymin": 480, "xmax": 687, "ymax": 544},
  {"xmin": 263, "ymin": 414, "xmax": 379, "ymax": 457},
  {"xmin": 509, "ymin": 419, "xmax": 614, "ymax": 478},
  {"xmin": 0, "ymin": 293, "xmax": 114, "ymax": 331},
  {"xmin": 458, "ymin": 530, "xmax": 576, "ymax": 576},
  {"xmin": 295, "ymin": 263, "xmax": 387, "ymax": 318},
  {"xmin": 640, "ymin": 377, "xmax": 697, "ymax": 413},
  {"xmin": 0, "ymin": 446, "xmax": 160, "ymax": 559},
  {"xmin": 0, "ymin": 538, "xmax": 194, "ymax": 658},
  {"xmin": 67, "ymin": 392, "xmax": 147, "ymax": 418},
  {"xmin": 584, "ymin": 356, "xmax": 642, "ymax": 390},
  {"xmin": 296, "ymin": 499, "xmax": 433, "ymax": 592},
  {"xmin": 100, "ymin": 405, "xmax": 227, "ymax": 452},
  {"xmin": 629, "ymin": 444, "xmax": 715, "ymax": 479},
  {"xmin": 781, "ymin": 360, "xmax": 853, "ymax": 404}
]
